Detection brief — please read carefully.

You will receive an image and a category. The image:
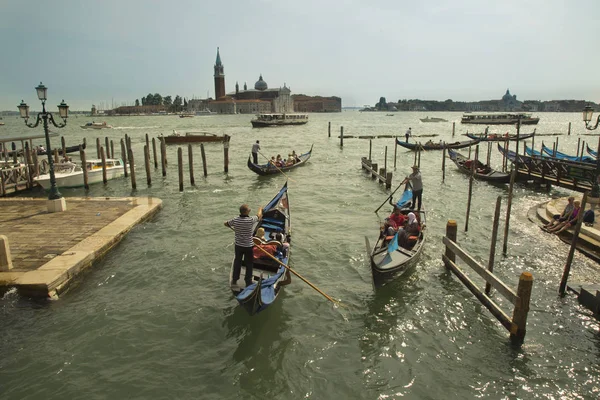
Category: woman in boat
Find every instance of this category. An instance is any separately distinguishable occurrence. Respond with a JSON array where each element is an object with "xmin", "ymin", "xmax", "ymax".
[{"xmin": 276, "ymin": 154, "xmax": 283, "ymax": 167}]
